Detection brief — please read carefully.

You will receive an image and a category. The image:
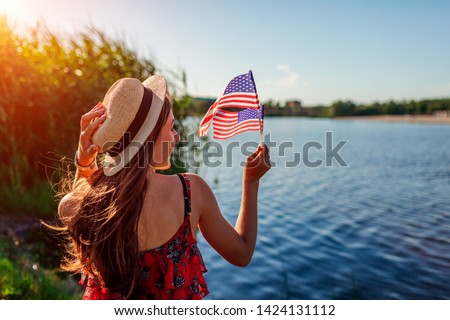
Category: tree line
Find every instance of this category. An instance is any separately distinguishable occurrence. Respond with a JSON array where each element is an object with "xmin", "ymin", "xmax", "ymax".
[
  {"xmin": 192, "ymin": 97, "xmax": 450, "ymax": 118},
  {"xmin": 326, "ymin": 99, "xmax": 450, "ymax": 117}
]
